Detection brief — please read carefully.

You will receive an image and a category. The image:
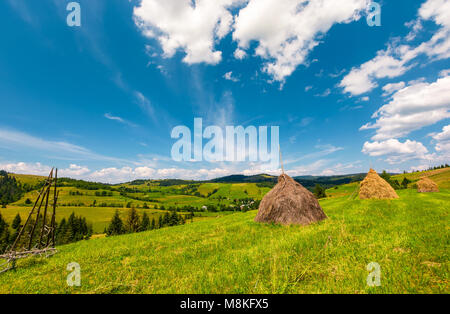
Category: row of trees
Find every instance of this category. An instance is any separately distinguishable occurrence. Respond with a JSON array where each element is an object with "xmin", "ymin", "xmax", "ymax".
[
  {"xmin": 0, "ymin": 171, "xmax": 39, "ymax": 206},
  {"xmin": 380, "ymin": 171, "xmax": 411, "ymax": 190},
  {"xmin": 0, "ymin": 212, "xmax": 92, "ymax": 253},
  {"xmin": 106, "ymin": 208, "xmax": 189, "ymax": 236},
  {"xmin": 55, "ymin": 213, "xmax": 93, "ymax": 245},
  {"xmin": 425, "ymin": 164, "xmax": 449, "ymax": 171}
]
